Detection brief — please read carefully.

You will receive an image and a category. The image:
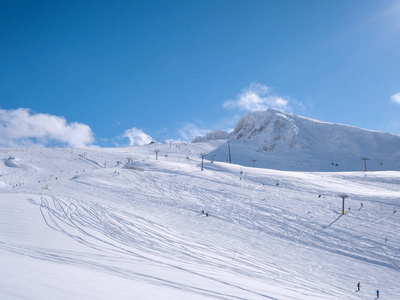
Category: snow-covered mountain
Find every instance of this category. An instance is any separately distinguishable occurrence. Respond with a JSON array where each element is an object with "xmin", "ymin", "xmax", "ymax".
[
  {"xmin": 198, "ymin": 109, "xmax": 400, "ymax": 171},
  {"xmin": 192, "ymin": 130, "xmax": 229, "ymax": 143}
]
